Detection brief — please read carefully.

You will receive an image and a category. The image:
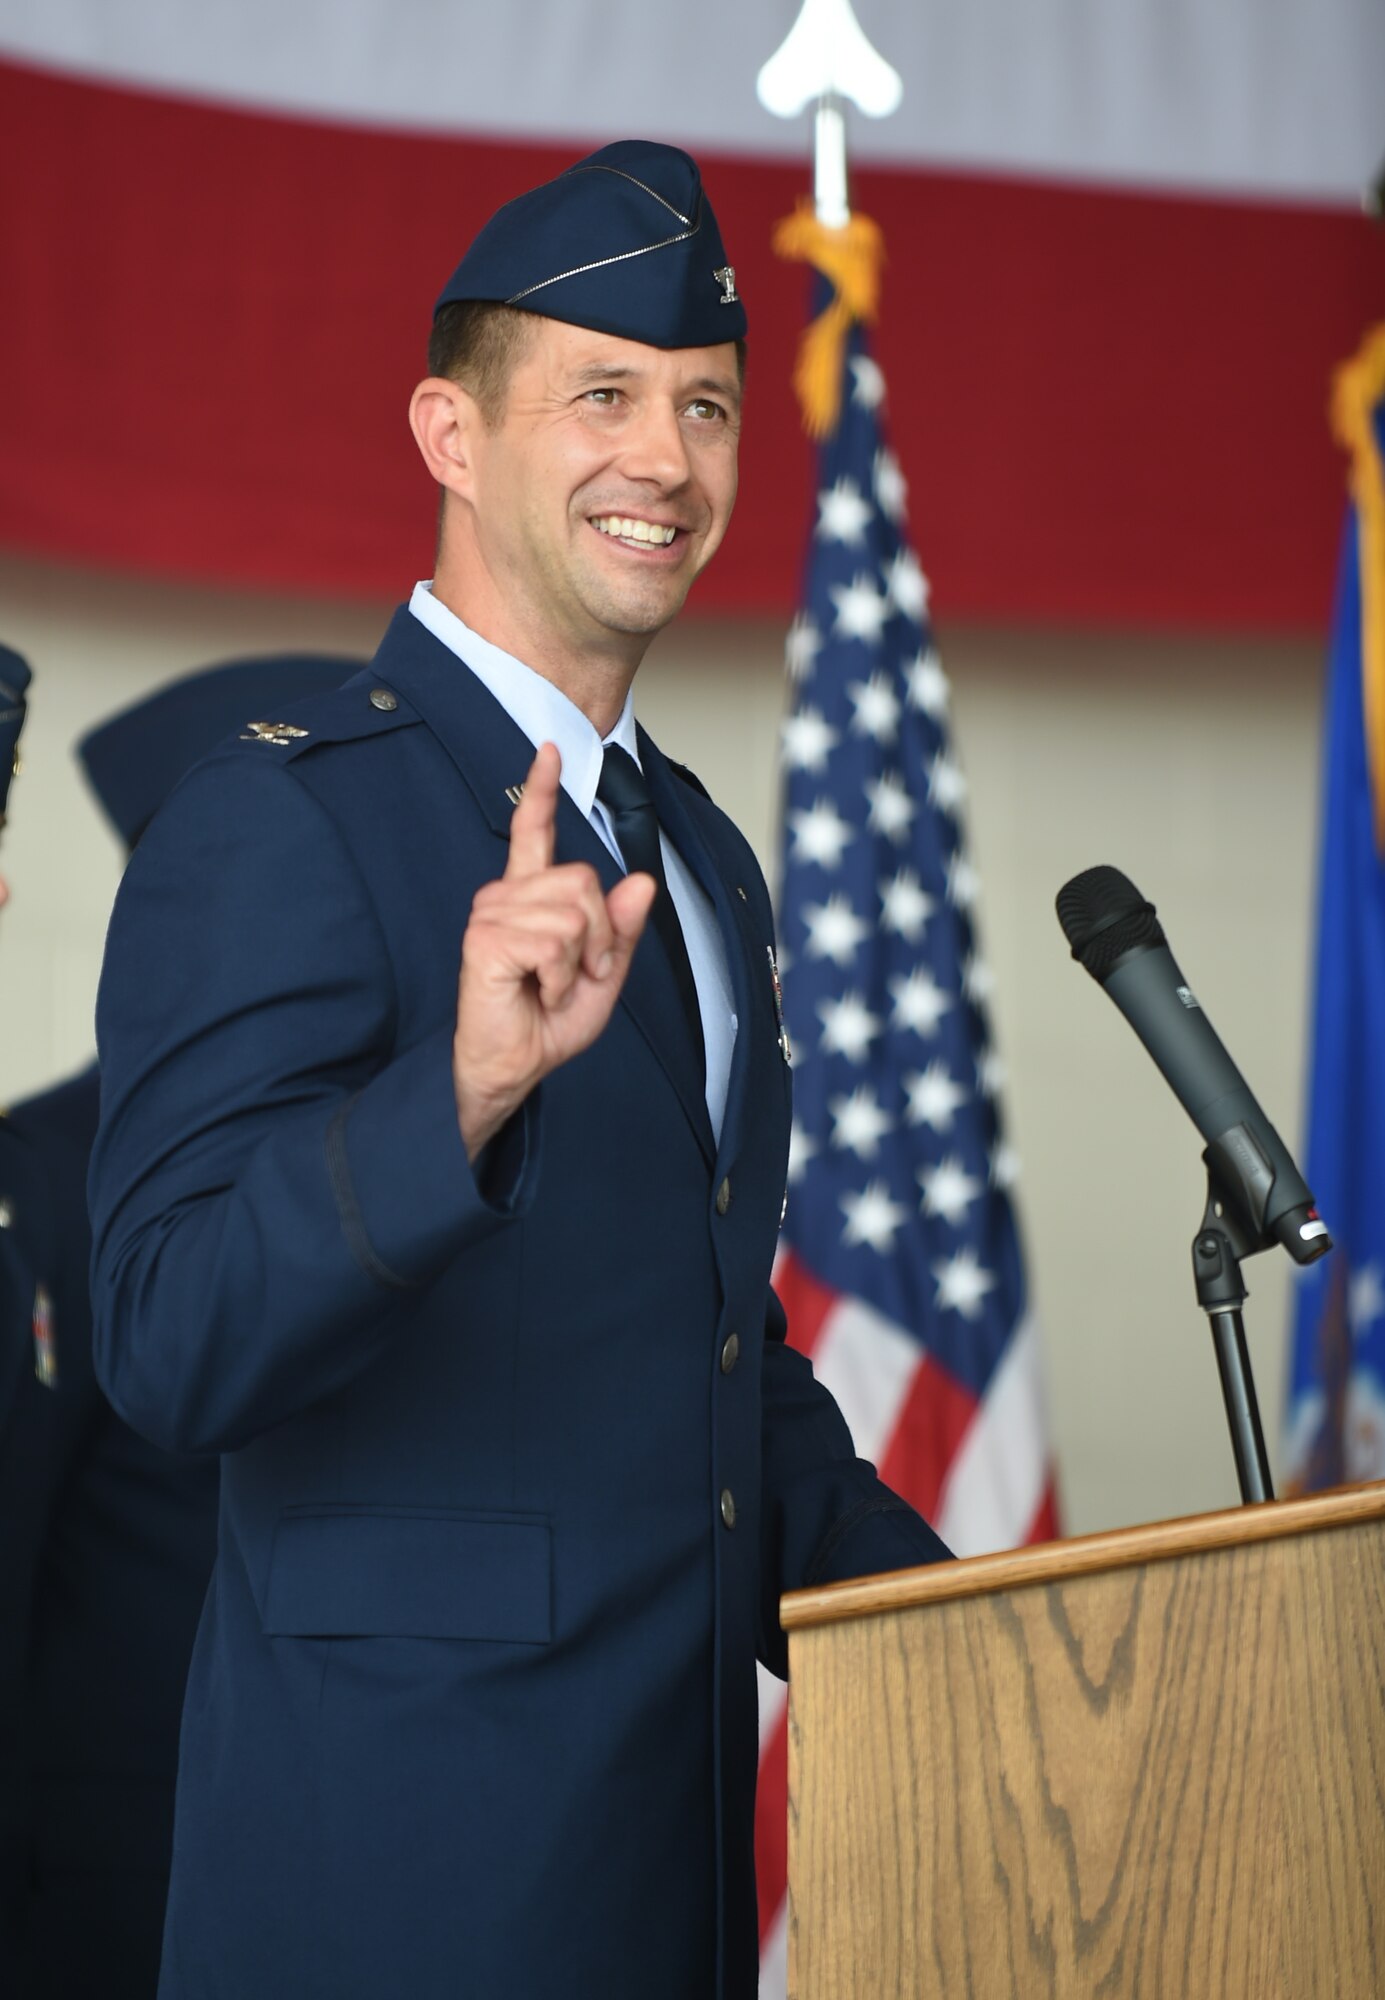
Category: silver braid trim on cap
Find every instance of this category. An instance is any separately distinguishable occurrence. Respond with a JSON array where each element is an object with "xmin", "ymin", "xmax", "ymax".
[
  {"xmin": 506, "ymin": 189, "xmax": 704, "ymax": 308},
  {"xmin": 563, "ymin": 164, "xmax": 692, "ymax": 228}
]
